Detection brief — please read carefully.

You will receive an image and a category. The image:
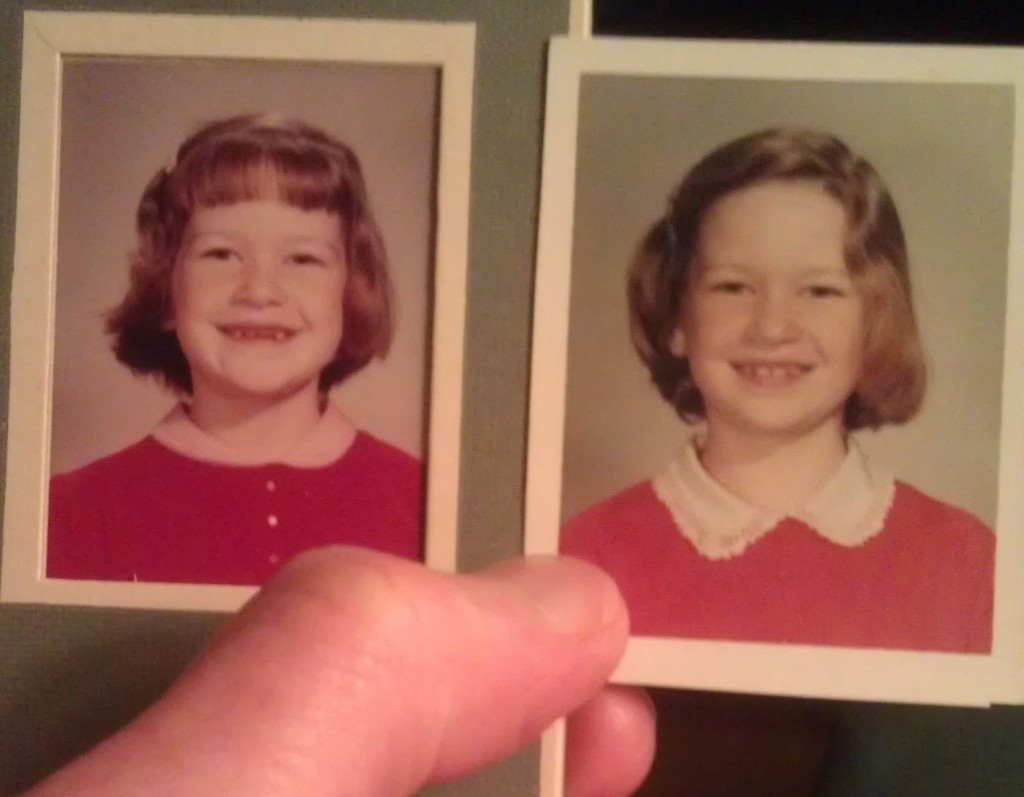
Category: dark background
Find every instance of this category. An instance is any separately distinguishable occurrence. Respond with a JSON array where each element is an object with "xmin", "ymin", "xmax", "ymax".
[
  {"xmin": 596, "ymin": 0, "xmax": 1024, "ymax": 44},
  {"xmin": 594, "ymin": 5, "xmax": 1024, "ymax": 796}
]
